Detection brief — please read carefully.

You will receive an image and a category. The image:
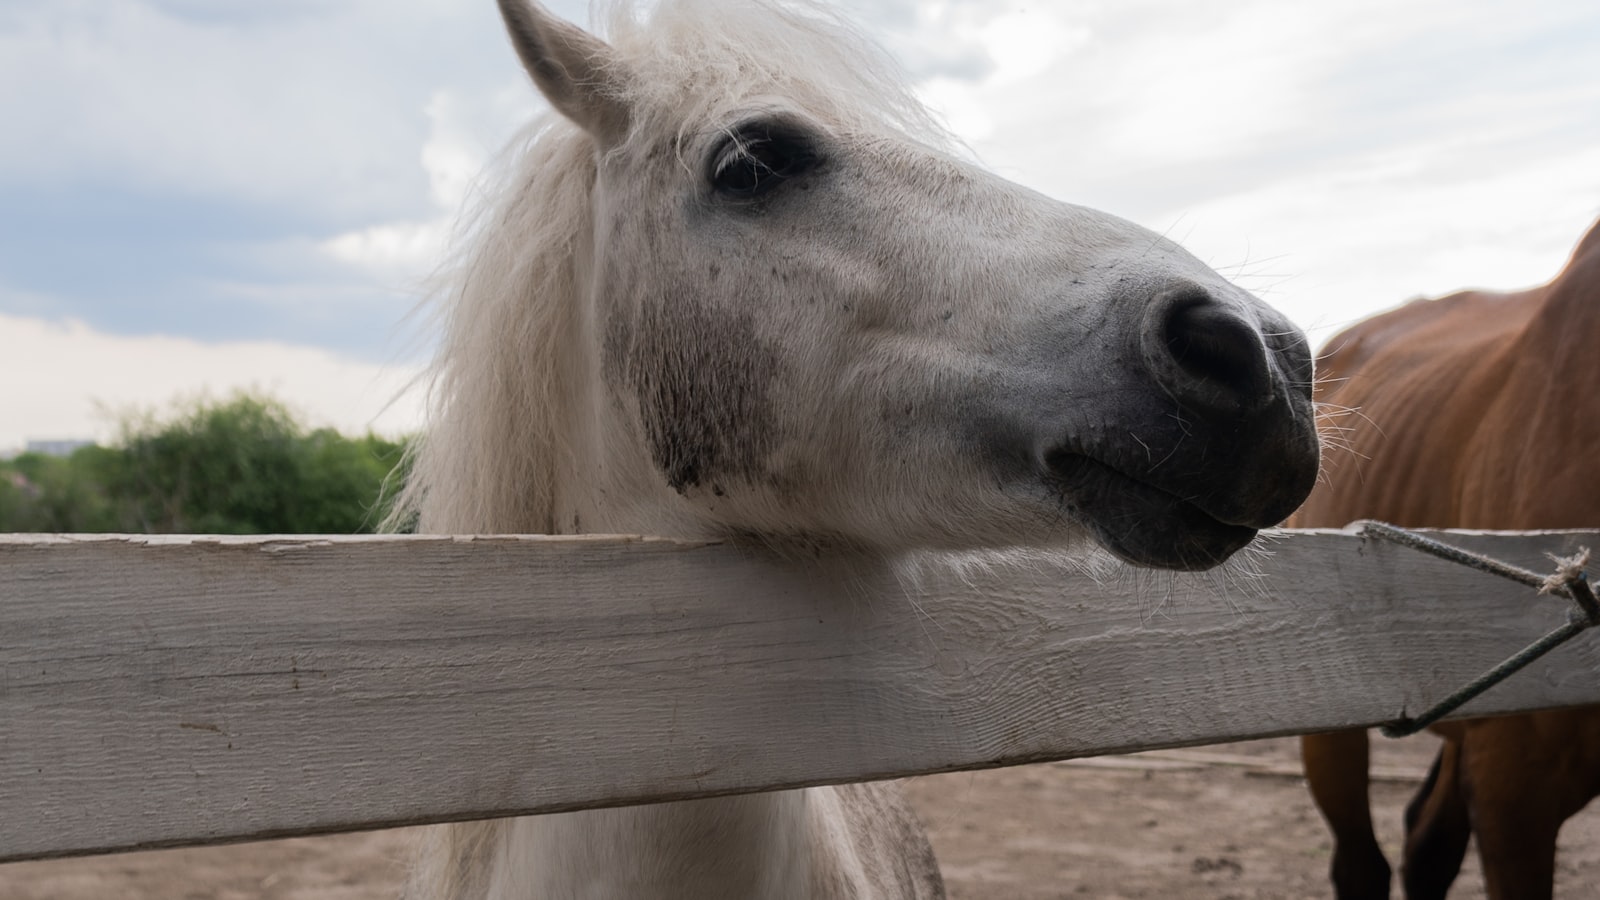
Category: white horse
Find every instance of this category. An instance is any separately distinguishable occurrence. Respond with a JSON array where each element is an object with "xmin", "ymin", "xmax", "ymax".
[{"xmin": 398, "ymin": 1, "xmax": 1322, "ymax": 897}]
